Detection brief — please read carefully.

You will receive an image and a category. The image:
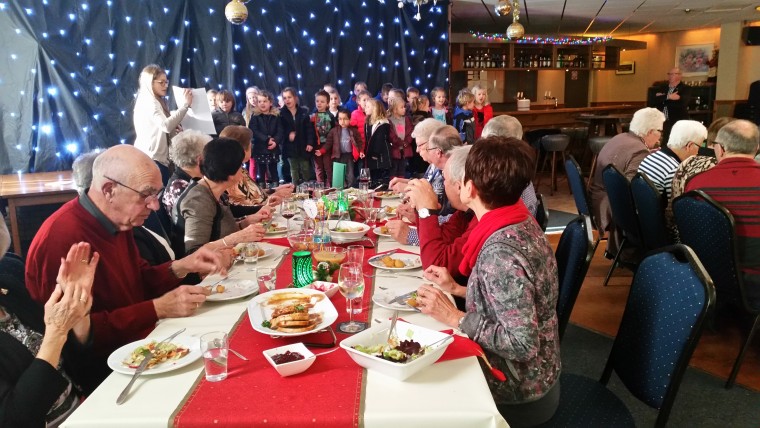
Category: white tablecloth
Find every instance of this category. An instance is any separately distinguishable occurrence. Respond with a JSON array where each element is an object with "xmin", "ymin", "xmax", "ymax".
[{"xmin": 62, "ymin": 211, "xmax": 508, "ymax": 428}]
